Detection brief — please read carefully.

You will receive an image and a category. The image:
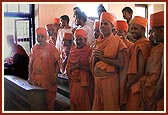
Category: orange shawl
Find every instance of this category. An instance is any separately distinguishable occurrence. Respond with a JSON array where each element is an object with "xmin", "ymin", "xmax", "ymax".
[
  {"xmin": 139, "ymin": 43, "xmax": 164, "ymax": 110},
  {"xmin": 67, "ymin": 45, "xmax": 92, "ymax": 86},
  {"xmin": 29, "ymin": 42, "xmax": 60, "ymax": 91},
  {"xmin": 127, "ymin": 37, "xmax": 151, "ymax": 74},
  {"xmin": 91, "ymin": 33, "xmax": 127, "ymax": 73}
]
